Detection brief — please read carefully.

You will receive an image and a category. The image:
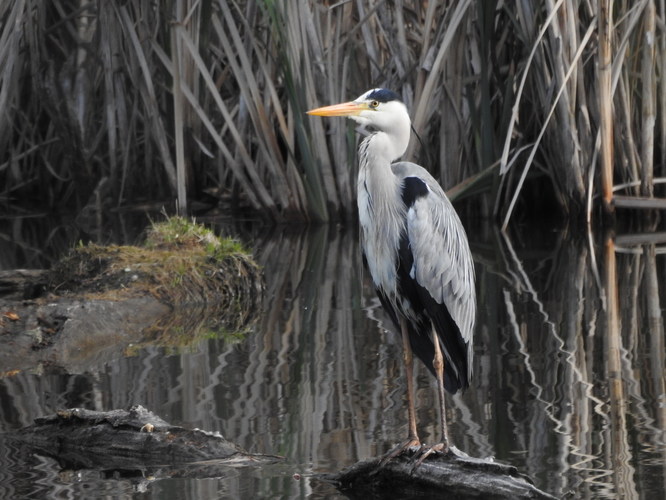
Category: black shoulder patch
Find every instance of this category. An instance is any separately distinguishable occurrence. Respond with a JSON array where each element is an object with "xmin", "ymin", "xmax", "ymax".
[
  {"xmin": 366, "ymin": 88, "xmax": 400, "ymax": 103},
  {"xmin": 401, "ymin": 176, "xmax": 429, "ymax": 207}
]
